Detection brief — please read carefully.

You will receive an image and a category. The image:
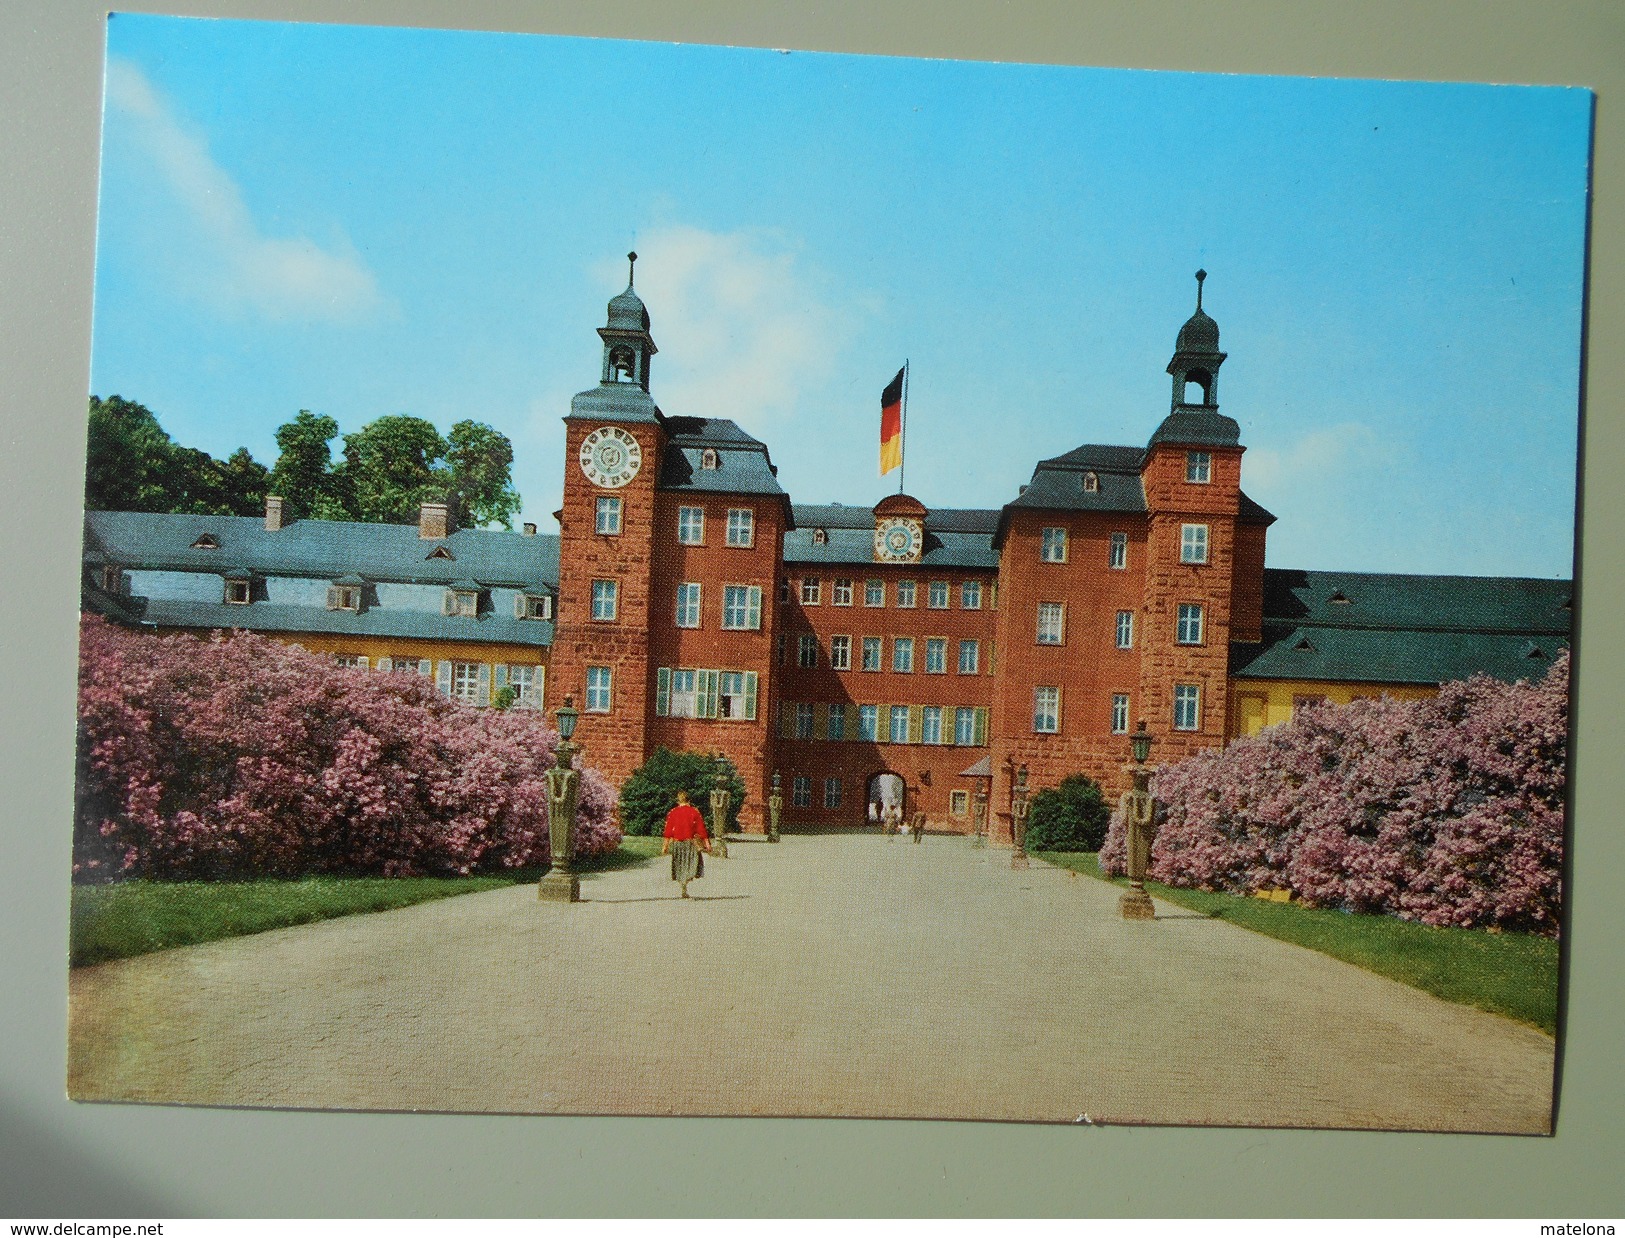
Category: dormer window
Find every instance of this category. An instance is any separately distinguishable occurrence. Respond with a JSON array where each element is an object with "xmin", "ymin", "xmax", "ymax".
[
  {"xmin": 224, "ymin": 572, "xmax": 253, "ymax": 605},
  {"xmin": 327, "ymin": 578, "xmax": 363, "ymax": 612},
  {"xmin": 812, "ymin": 528, "xmax": 828, "ymax": 545},
  {"xmin": 191, "ymin": 533, "xmax": 220, "ymax": 550},
  {"xmin": 1329, "ymin": 589, "xmax": 1351, "ymax": 604},
  {"xmin": 443, "ymin": 585, "xmax": 480, "ymax": 618},
  {"xmin": 1082, "ymin": 471, "xmax": 1099, "ymax": 493},
  {"xmin": 517, "ymin": 592, "xmax": 553, "ymax": 621},
  {"xmin": 700, "ymin": 448, "xmax": 720, "ymax": 471},
  {"xmin": 427, "ymin": 546, "xmax": 455, "ymax": 561}
]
